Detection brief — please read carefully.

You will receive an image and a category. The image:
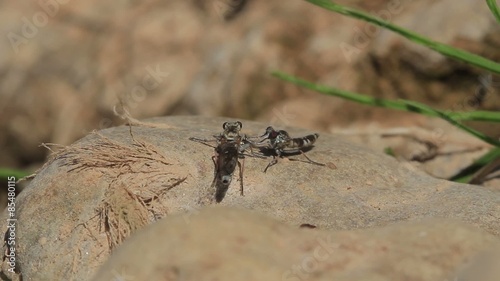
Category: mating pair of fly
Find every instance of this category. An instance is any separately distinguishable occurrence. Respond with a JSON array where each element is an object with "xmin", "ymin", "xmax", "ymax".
[{"xmin": 189, "ymin": 121, "xmax": 324, "ymax": 202}]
